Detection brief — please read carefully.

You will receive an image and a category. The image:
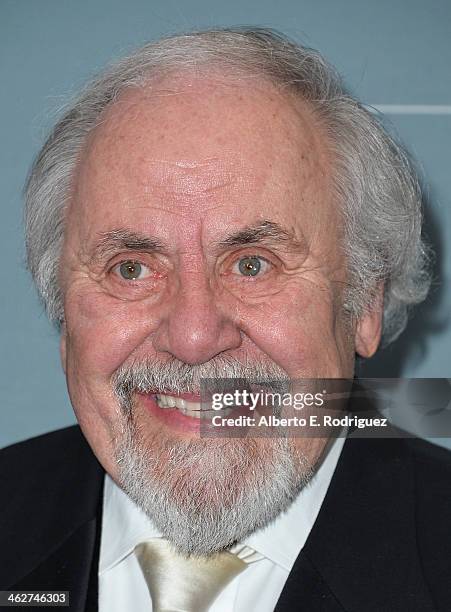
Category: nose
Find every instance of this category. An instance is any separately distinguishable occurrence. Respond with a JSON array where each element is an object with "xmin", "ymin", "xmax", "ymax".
[{"xmin": 153, "ymin": 275, "xmax": 242, "ymax": 365}]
